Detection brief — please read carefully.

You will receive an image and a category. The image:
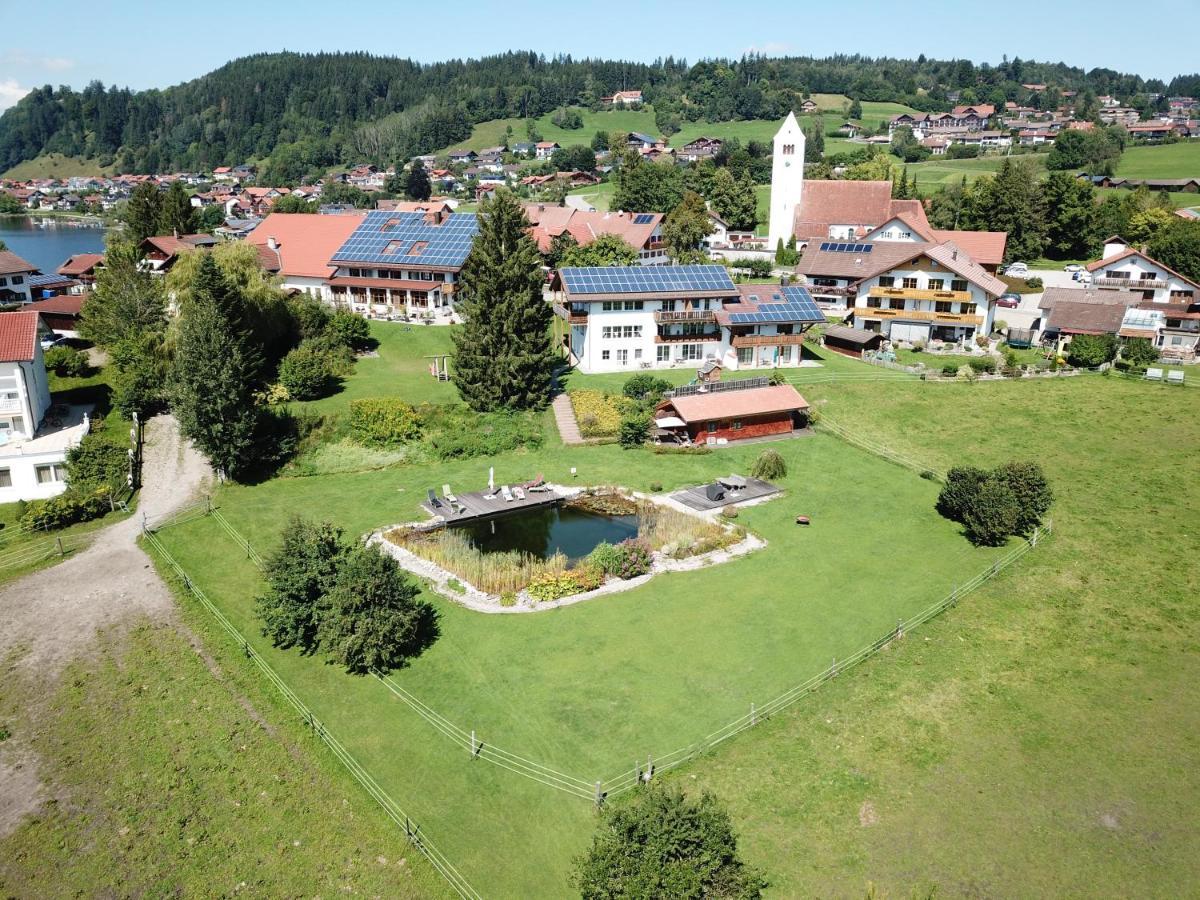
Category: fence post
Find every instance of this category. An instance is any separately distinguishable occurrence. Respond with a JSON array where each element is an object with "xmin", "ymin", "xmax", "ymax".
[
  {"xmin": 831, "ymin": 656, "xmax": 838, "ymax": 678},
  {"xmin": 205, "ymin": 494, "xmax": 212, "ymax": 515},
  {"xmin": 1031, "ymin": 525, "xmax": 1038, "ymax": 547},
  {"xmin": 470, "ymin": 729, "xmax": 478, "ymax": 759},
  {"xmin": 56, "ymin": 536, "xmax": 64, "ymax": 557},
  {"xmin": 645, "ymin": 754, "xmax": 653, "ymax": 782},
  {"xmin": 594, "ymin": 781, "xmax": 603, "ymax": 808},
  {"xmin": 750, "ymin": 702, "xmax": 757, "ymax": 726},
  {"xmin": 896, "ymin": 618, "xmax": 904, "ymax": 640},
  {"xmin": 141, "ymin": 511, "xmax": 148, "ymax": 534}
]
